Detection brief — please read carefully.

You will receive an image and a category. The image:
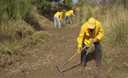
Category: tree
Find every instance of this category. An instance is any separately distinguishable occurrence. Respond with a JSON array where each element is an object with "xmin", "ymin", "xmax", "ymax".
[
  {"xmin": 58, "ymin": 0, "xmax": 73, "ymax": 10},
  {"xmin": 0, "ymin": 0, "xmax": 35, "ymax": 21}
]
